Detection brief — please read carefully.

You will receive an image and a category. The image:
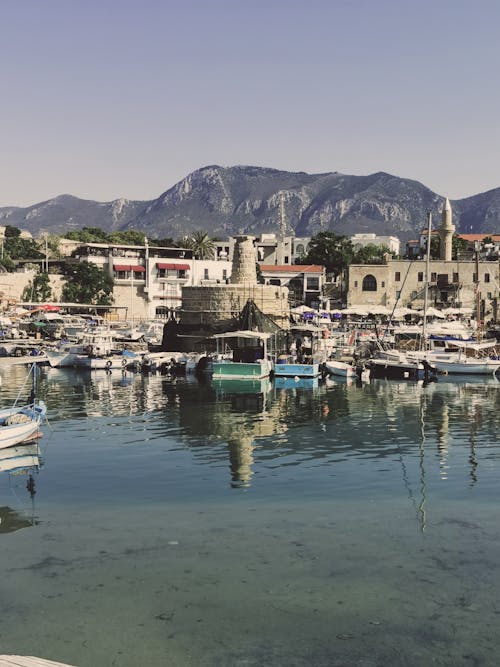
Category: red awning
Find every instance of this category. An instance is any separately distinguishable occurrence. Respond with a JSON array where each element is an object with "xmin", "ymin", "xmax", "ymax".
[
  {"xmin": 113, "ymin": 265, "xmax": 145, "ymax": 272},
  {"xmin": 156, "ymin": 262, "xmax": 190, "ymax": 270}
]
